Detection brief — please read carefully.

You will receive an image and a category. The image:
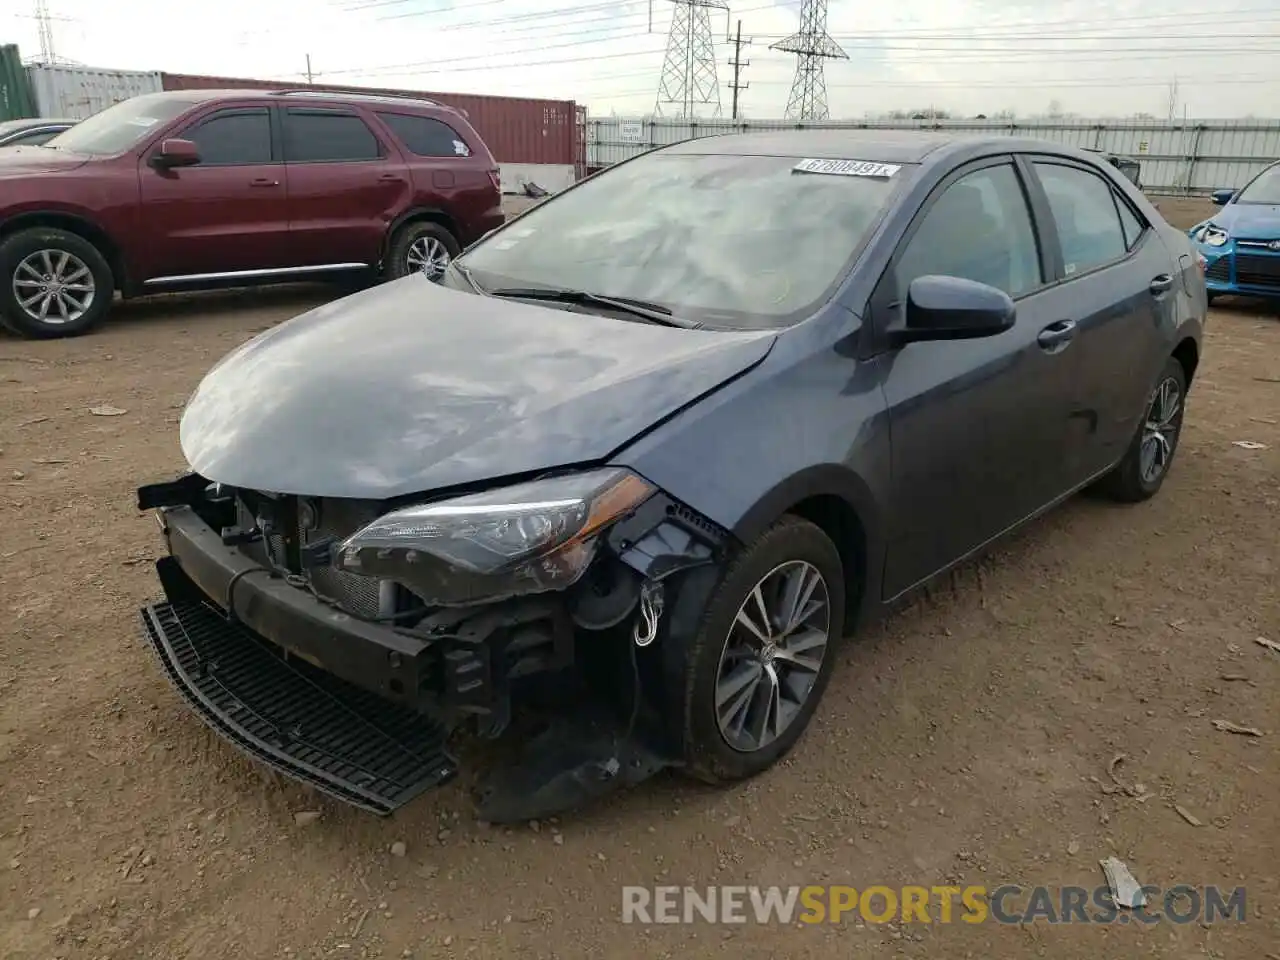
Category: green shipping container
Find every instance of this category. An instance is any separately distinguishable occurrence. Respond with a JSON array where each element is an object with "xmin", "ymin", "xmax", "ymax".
[{"xmin": 0, "ymin": 44, "xmax": 38, "ymax": 122}]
